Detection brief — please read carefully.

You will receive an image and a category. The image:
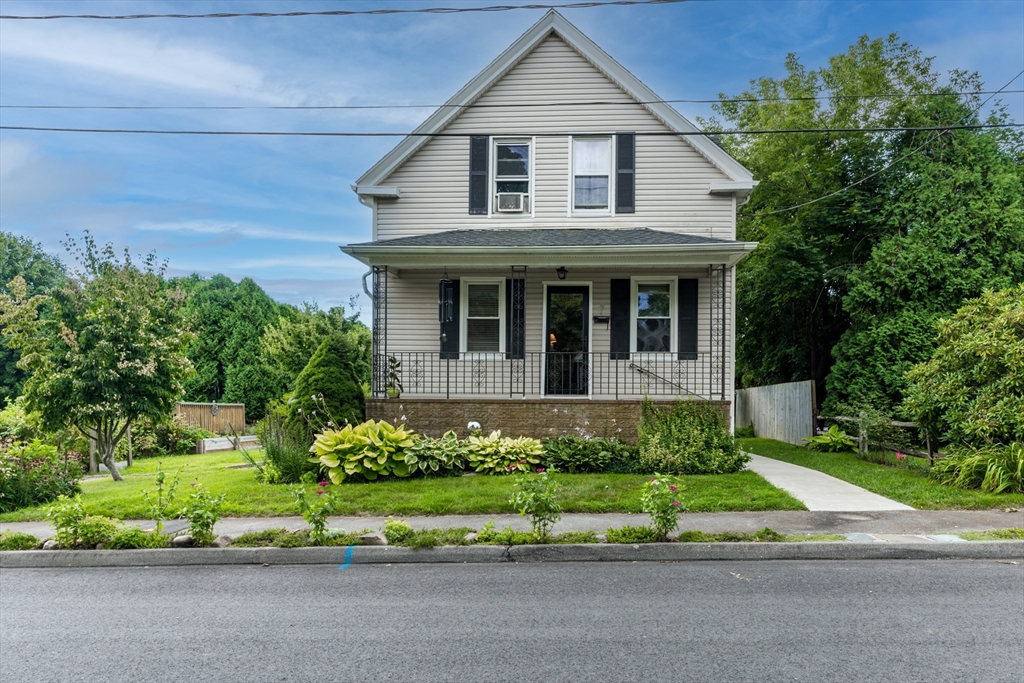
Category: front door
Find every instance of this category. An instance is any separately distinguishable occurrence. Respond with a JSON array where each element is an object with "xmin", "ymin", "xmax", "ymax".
[{"xmin": 545, "ymin": 286, "xmax": 589, "ymax": 395}]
